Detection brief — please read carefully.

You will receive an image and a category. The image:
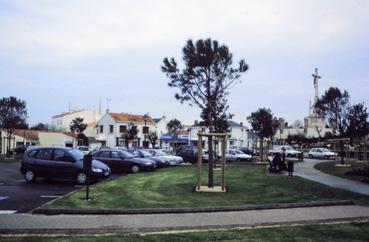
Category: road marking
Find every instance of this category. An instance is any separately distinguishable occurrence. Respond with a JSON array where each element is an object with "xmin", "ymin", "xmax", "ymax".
[
  {"xmin": 40, "ymin": 195, "xmax": 60, "ymax": 198},
  {"xmin": 0, "ymin": 196, "xmax": 9, "ymax": 201},
  {"xmin": 0, "ymin": 210, "xmax": 16, "ymax": 214},
  {"xmin": 0, "ymin": 182, "xmax": 4, "ymax": 185}
]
